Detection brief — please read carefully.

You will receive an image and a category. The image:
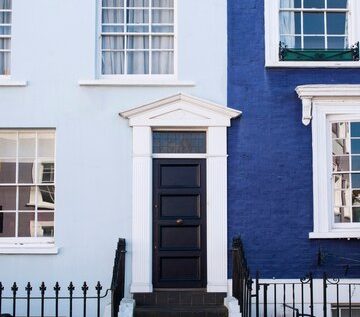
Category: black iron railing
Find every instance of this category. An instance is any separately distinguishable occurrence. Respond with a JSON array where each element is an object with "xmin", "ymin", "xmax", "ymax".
[
  {"xmin": 232, "ymin": 236, "xmax": 360, "ymax": 317},
  {"xmin": 0, "ymin": 238, "xmax": 126, "ymax": 317},
  {"xmin": 111, "ymin": 238, "xmax": 126, "ymax": 317}
]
